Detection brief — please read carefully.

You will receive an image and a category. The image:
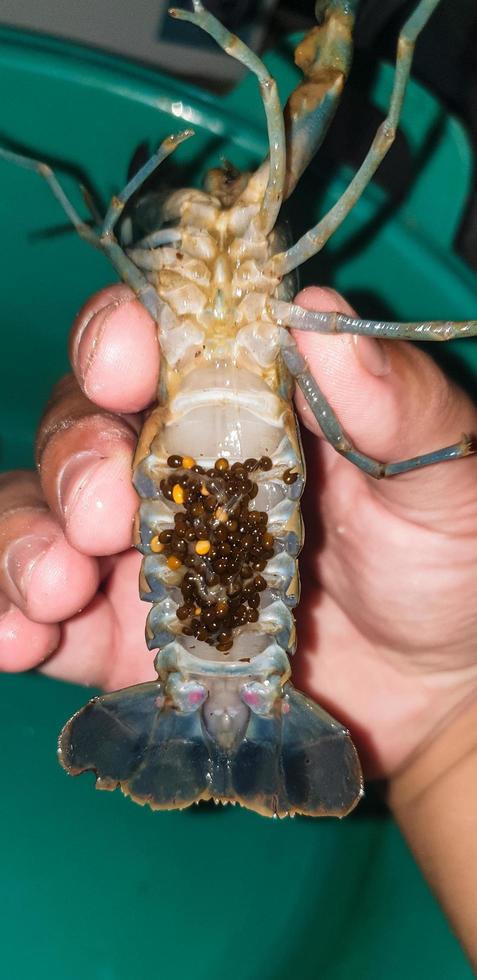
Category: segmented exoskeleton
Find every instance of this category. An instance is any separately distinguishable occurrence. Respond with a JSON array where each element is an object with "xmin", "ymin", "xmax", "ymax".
[{"xmin": 3, "ymin": 0, "xmax": 477, "ymax": 817}]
